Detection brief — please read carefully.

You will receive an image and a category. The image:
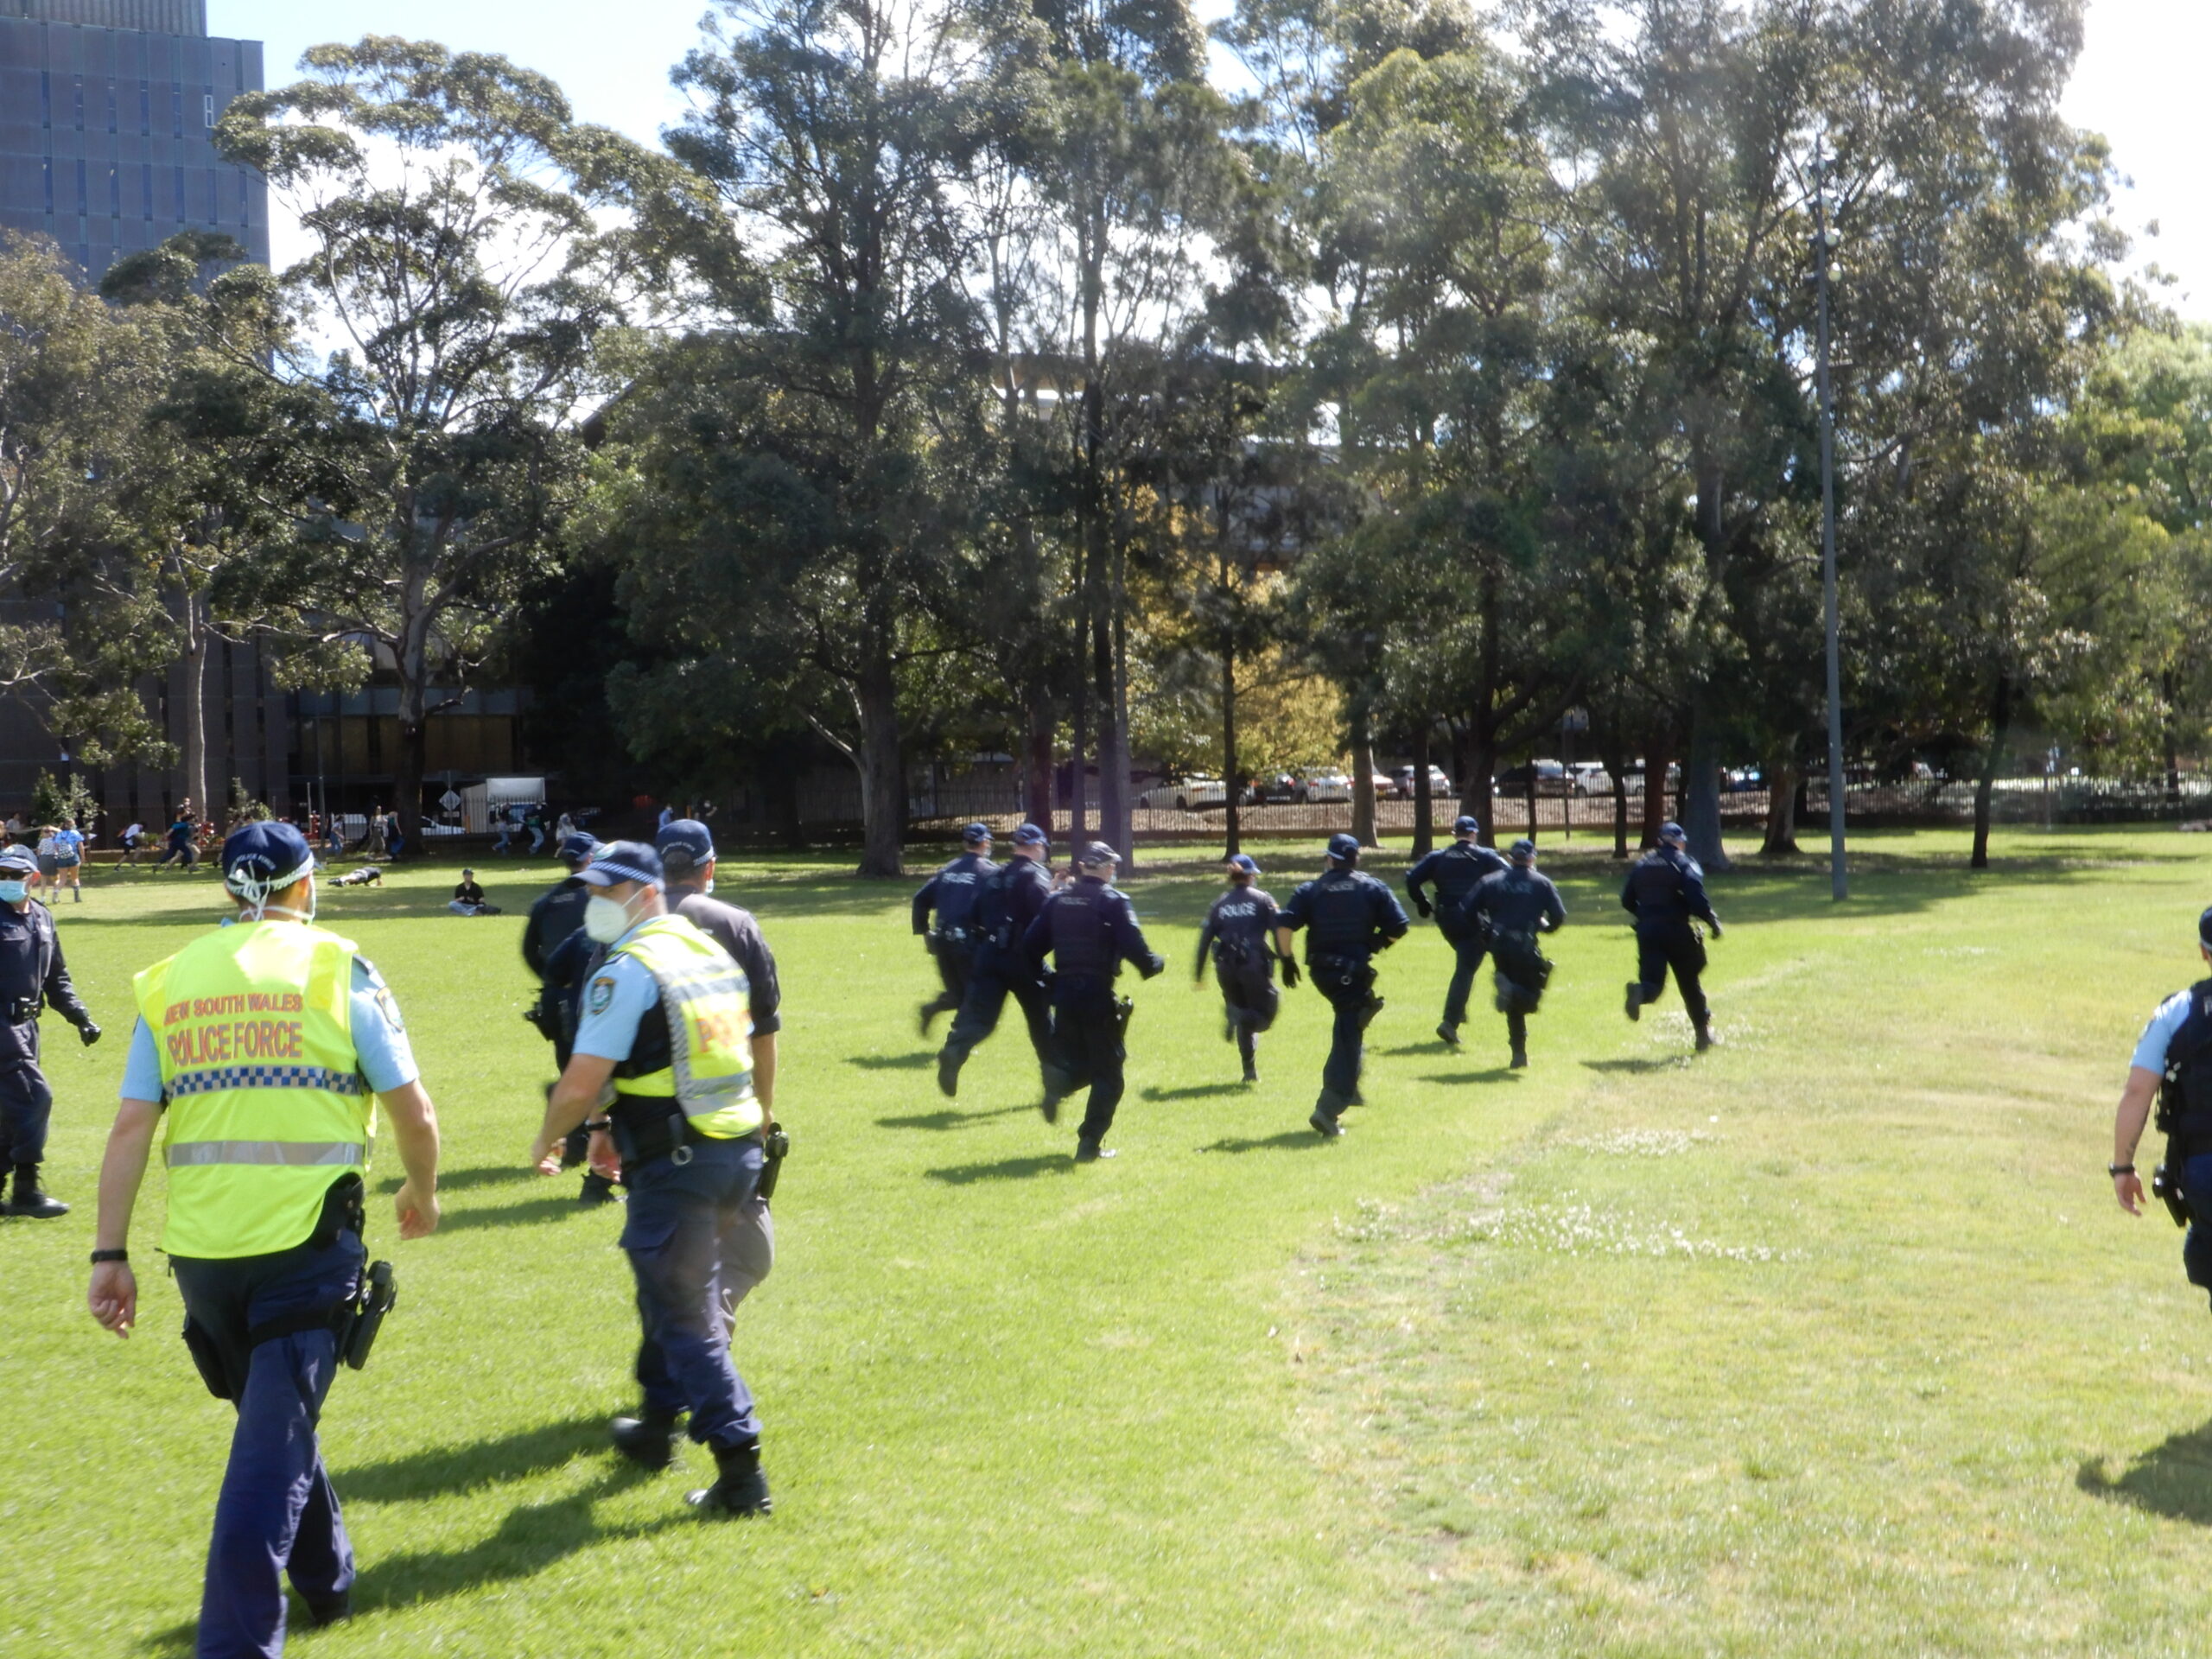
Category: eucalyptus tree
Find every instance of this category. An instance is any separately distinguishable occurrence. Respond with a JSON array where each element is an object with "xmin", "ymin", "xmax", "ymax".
[{"xmin": 216, "ymin": 37, "xmax": 644, "ymax": 845}]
